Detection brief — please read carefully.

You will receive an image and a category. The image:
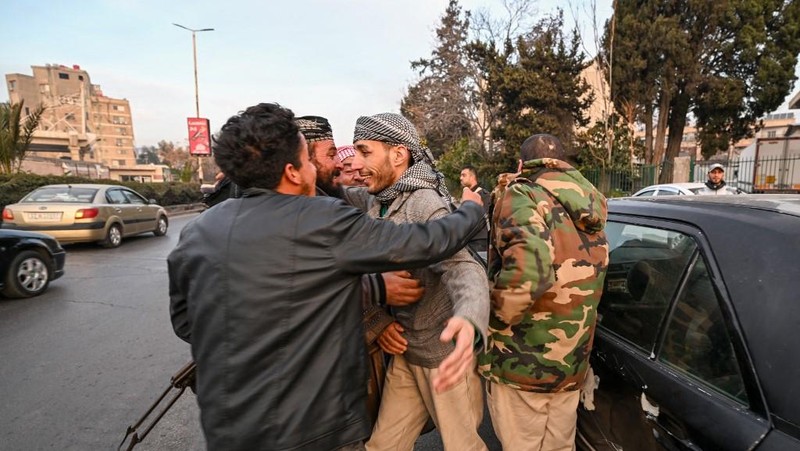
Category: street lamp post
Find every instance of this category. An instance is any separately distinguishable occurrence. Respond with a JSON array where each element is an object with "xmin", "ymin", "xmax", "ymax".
[{"xmin": 173, "ymin": 23, "xmax": 214, "ymax": 182}]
